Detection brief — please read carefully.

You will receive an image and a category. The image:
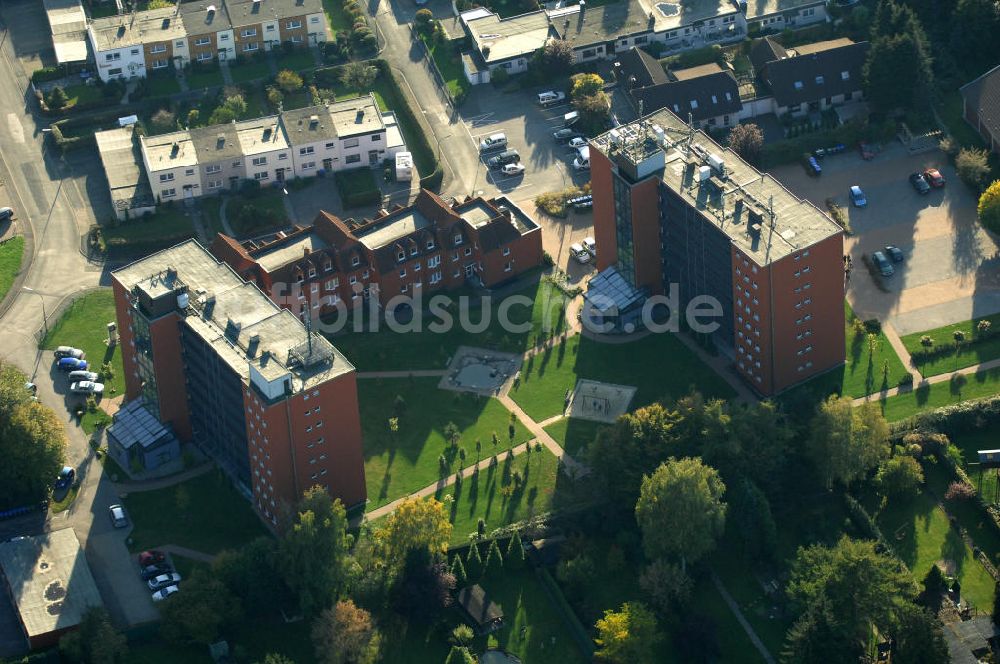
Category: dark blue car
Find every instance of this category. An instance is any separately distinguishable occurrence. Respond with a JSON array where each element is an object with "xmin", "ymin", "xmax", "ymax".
[
  {"xmin": 54, "ymin": 467, "xmax": 75, "ymax": 490},
  {"xmin": 57, "ymin": 357, "xmax": 88, "ymax": 371}
]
